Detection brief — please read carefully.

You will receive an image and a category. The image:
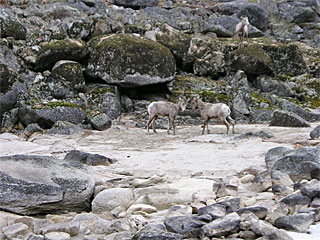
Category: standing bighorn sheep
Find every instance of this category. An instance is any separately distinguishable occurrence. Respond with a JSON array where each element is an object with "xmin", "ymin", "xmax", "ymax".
[
  {"xmin": 146, "ymin": 97, "xmax": 187, "ymax": 135},
  {"xmin": 191, "ymin": 95, "xmax": 235, "ymax": 135},
  {"xmin": 235, "ymin": 16, "xmax": 250, "ymax": 48}
]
